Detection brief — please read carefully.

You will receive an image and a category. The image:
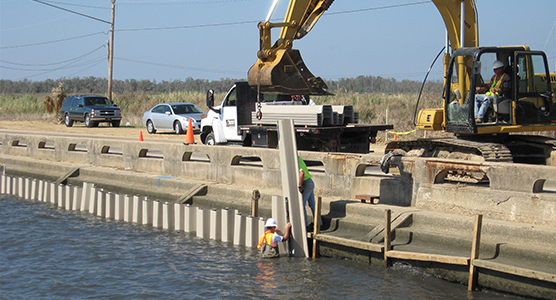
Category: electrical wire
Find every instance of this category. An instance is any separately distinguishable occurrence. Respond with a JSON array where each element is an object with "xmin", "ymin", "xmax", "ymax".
[
  {"xmin": 327, "ymin": 1, "xmax": 429, "ymax": 16},
  {"xmin": 117, "ymin": 0, "xmax": 255, "ymax": 5},
  {"xmin": 115, "ymin": 57, "xmax": 244, "ymax": 75},
  {"xmin": 0, "ymin": 44, "xmax": 105, "ymax": 67},
  {"xmin": 0, "ymin": 32, "xmax": 105, "ymax": 49},
  {"xmin": 31, "ymin": 0, "xmax": 110, "ymax": 24},
  {"xmin": 37, "ymin": 0, "xmax": 110, "ymax": 10},
  {"xmin": 117, "ymin": 20, "xmax": 256, "ymax": 32}
]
